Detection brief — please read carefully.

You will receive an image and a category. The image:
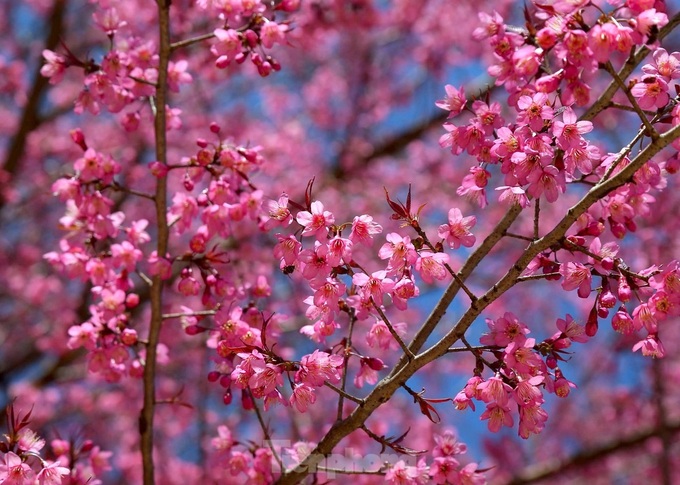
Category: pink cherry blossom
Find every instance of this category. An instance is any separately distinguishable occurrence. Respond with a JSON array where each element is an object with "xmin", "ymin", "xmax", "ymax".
[{"xmin": 437, "ymin": 208, "xmax": 476, "ymax": 249}]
